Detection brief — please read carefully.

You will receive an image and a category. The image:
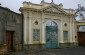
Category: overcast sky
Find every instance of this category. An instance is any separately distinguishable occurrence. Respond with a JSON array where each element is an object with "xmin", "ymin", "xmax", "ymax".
[{"xmin": 0, "ymin": 0, "xmax": 85, "ymax": 13}]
